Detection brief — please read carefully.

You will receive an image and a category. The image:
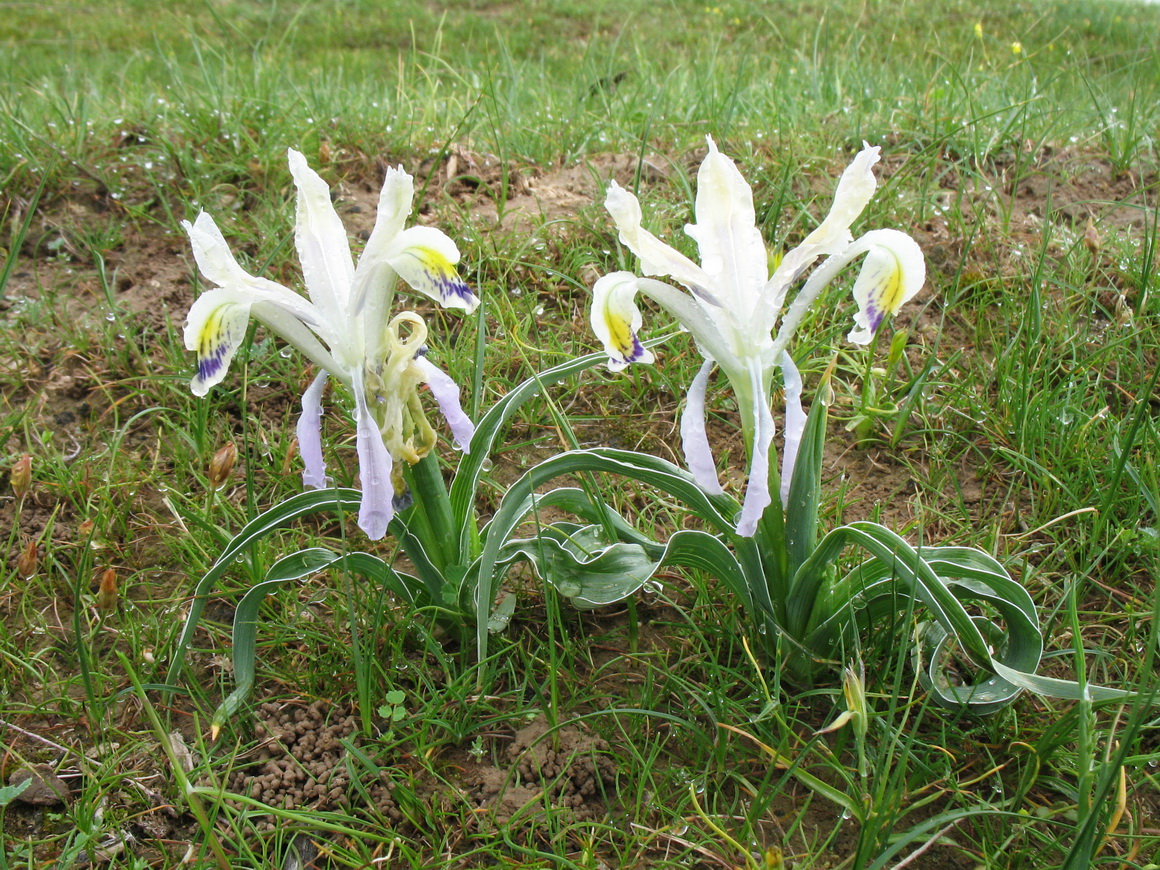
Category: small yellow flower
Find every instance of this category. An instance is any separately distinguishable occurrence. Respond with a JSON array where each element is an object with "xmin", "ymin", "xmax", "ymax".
[
  {"xmin": 1011, "ymin": 41, "xmax": 1023, "ymax": 54},
  {"xmin": 974, "ymin": 21, "xmax": 983, "ymax": 39}
]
